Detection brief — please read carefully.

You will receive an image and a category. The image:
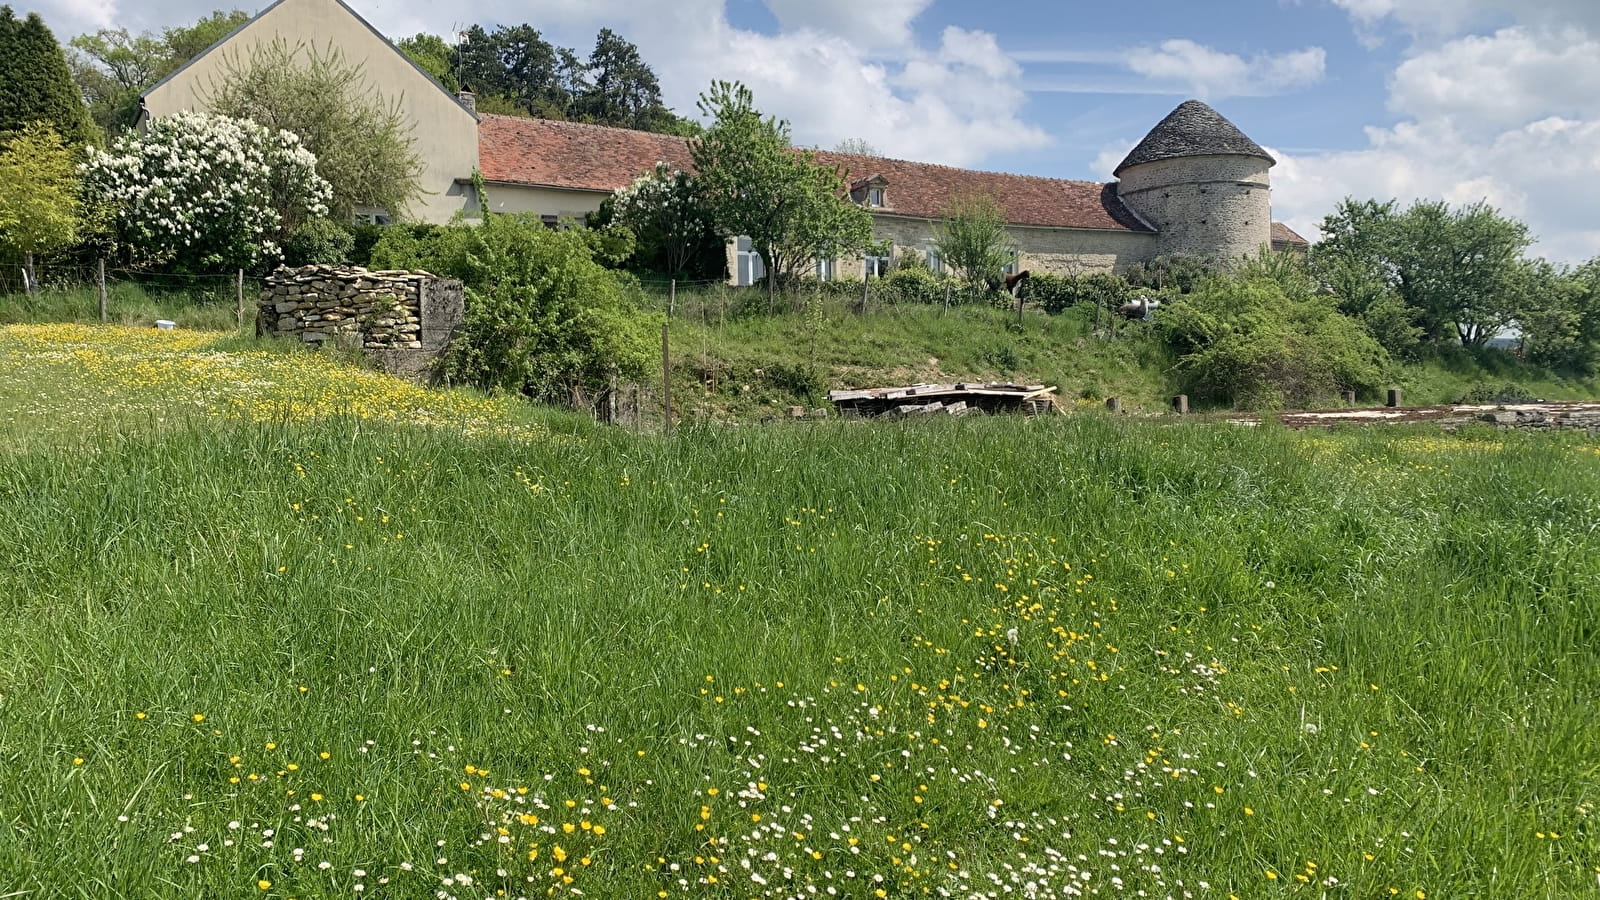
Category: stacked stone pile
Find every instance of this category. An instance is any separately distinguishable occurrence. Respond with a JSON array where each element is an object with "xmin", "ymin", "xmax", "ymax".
[{"xmin": 259, "ymin": 265, "xmax": 434, "ymax": 349}]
